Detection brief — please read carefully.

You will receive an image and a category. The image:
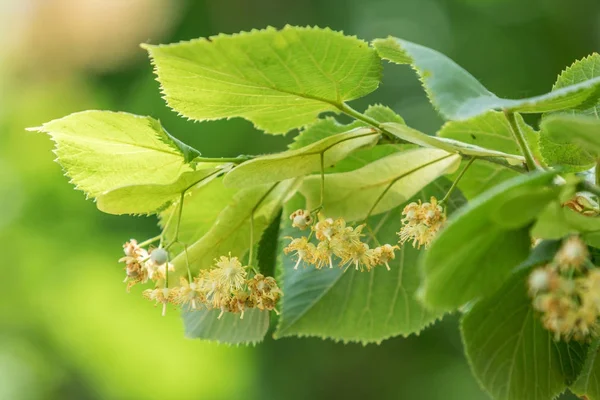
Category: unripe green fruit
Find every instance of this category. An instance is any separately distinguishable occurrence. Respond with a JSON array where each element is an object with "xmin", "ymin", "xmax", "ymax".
[{"xmin": 151, "ymin": 248, "xmax": 169, "ymax": 265}]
